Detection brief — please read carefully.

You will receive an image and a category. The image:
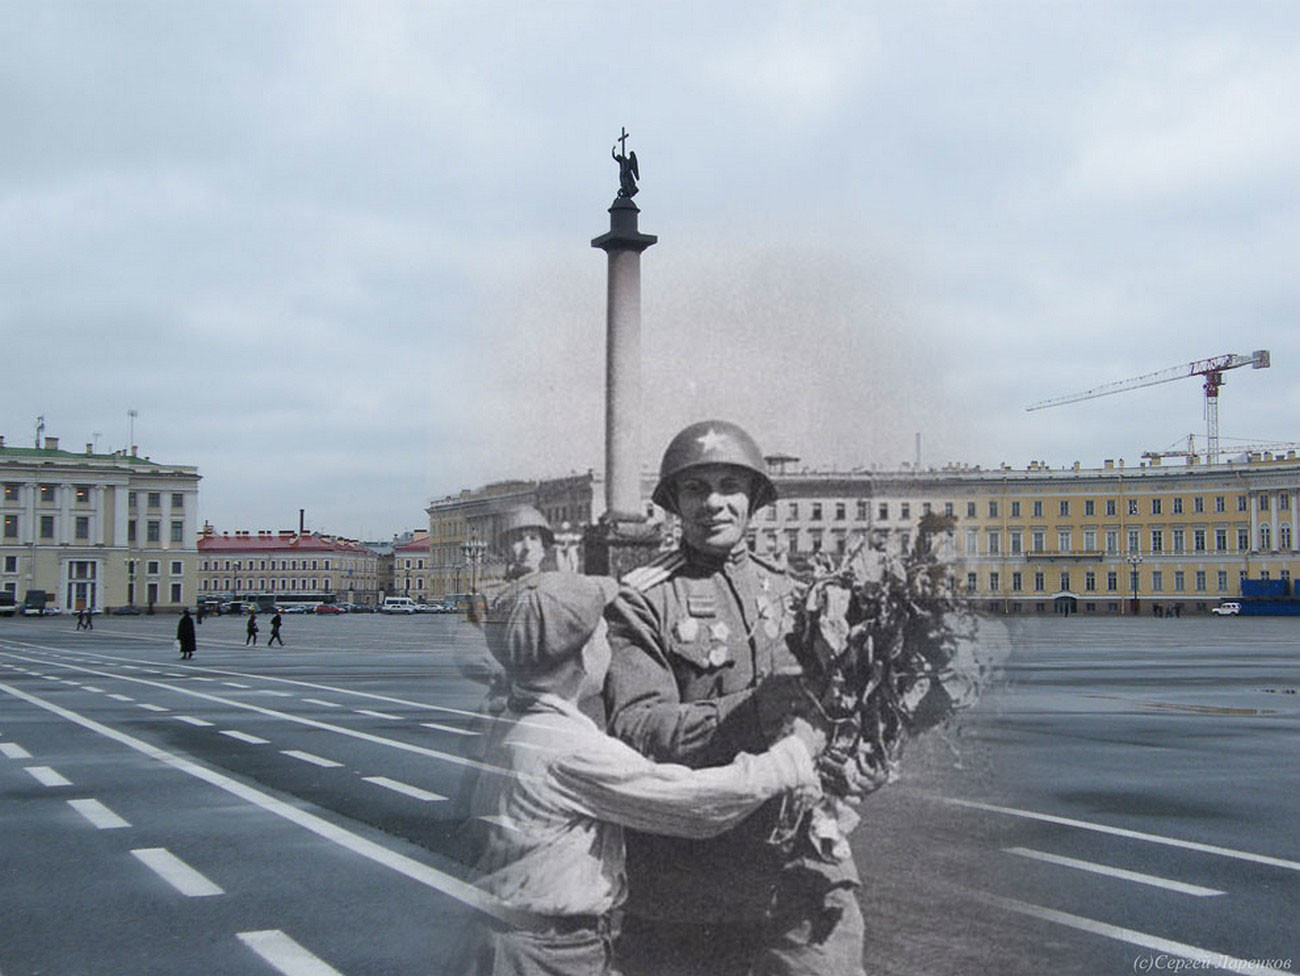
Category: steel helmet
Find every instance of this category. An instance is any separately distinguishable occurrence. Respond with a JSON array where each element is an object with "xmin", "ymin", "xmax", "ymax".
[
  {"xmin": 652, "ymin": 420, "xmax": 778, "ymax": 515},
  {"xmin": 500, "ymin": 505, "xmax": 554, "ymax": 547}
]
